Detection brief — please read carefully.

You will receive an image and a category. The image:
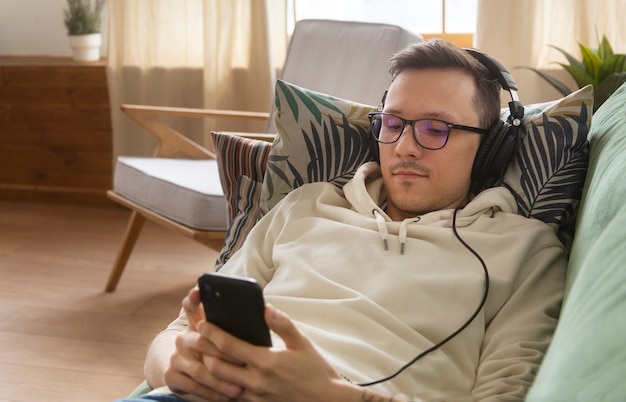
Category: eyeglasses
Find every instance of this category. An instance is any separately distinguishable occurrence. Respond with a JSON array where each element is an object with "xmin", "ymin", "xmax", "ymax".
[{"xmin": 368, "ymin": 112, "xmax": 488, "ymax": 150}]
